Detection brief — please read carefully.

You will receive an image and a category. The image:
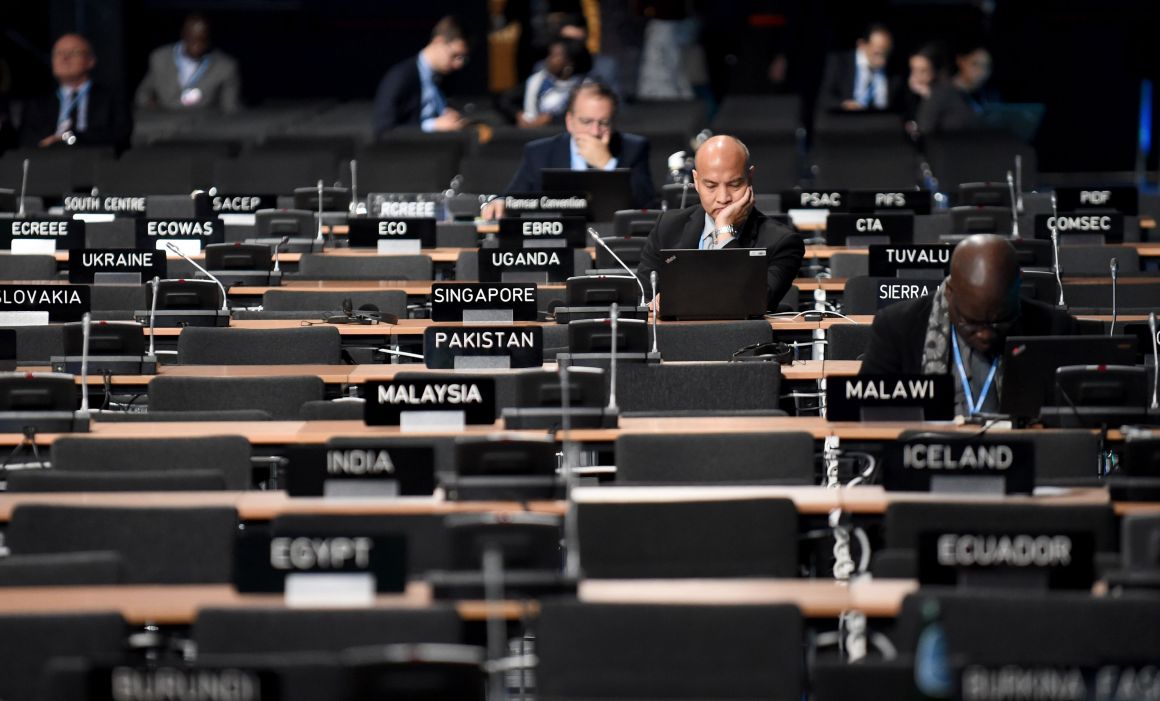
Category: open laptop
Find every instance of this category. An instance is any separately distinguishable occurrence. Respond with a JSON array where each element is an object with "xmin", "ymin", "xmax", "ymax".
[
  {"xmin": 541, "ymin": 168, "xmax": 633, "ymax": 222},
  {"xmin": 658, "ymin": 248, "xmax": 768, "ymax": 321},
  {"xmin": 1000, "ymin": 334, "xmax": 1137, "ymax": 422}
]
